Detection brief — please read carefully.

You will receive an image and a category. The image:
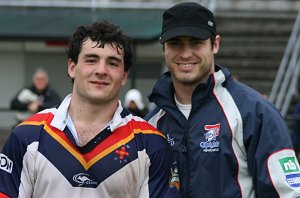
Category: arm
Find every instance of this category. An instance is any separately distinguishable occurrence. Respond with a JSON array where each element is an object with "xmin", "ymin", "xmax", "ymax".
[
  {"xmin": 10, "ymin": 94, "xmax": 29, "ymax": 111},
  {"xmin": 139, "ymin": 137, "xmax": 181, "ymax": 198},
  {"xmin": 245, "ymin": 103, "xmax": 300, "ymax": 197},
  {"xmin": 10, "ymin": 88, "xmax": 39, "ymax": 111},
  {"xmin": 0, "ymin": 127, "xmax": 35, "ymax": 198}
]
